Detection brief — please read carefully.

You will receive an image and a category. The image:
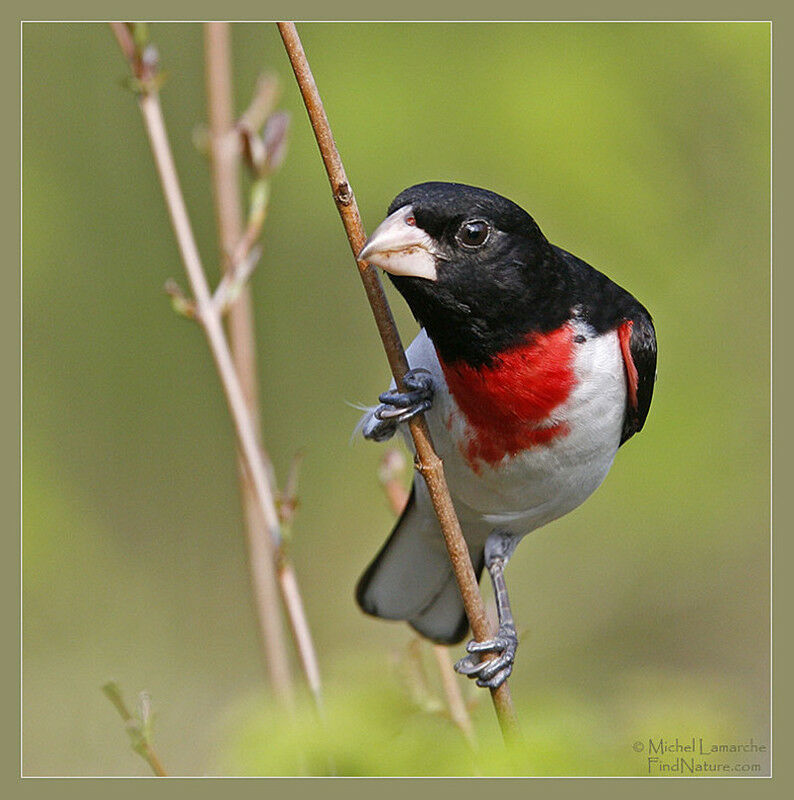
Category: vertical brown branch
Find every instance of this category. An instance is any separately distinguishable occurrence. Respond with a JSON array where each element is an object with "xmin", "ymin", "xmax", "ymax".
[
  {"xmin": 110, "ymin": 22, "xmax": 293, "ymax": 707},
  {"xmin": 277, "ymin": 560, "xmax": 324, "ymax": 711},
  {"xmin": 204, "ymin": 22, "xmax": 324, "ymax": 715},
  {"xmin": 431, "ymin": 645, "xmax": 479, "ymax": 750},
  {"xmin": 379, "ymin": 450, "xmax": 478, "ymax": 749},
  {"xmin": 277, "ymin": 21, "xmax": 519, "ymax": 741},
  {"xmin": 204, "ymin": 21, "xmax": 296, "ymax": 708}
]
